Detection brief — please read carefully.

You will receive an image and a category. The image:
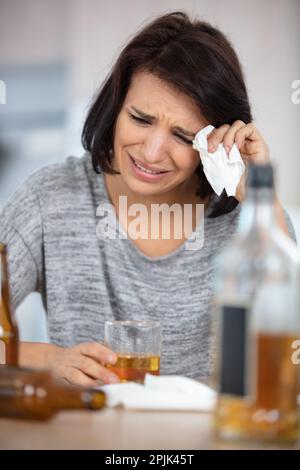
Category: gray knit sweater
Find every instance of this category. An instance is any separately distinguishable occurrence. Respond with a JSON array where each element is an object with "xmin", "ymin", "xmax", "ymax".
[{"xmin": 0, "ymin": 154, "xmax": 296, "ymax": 378}]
